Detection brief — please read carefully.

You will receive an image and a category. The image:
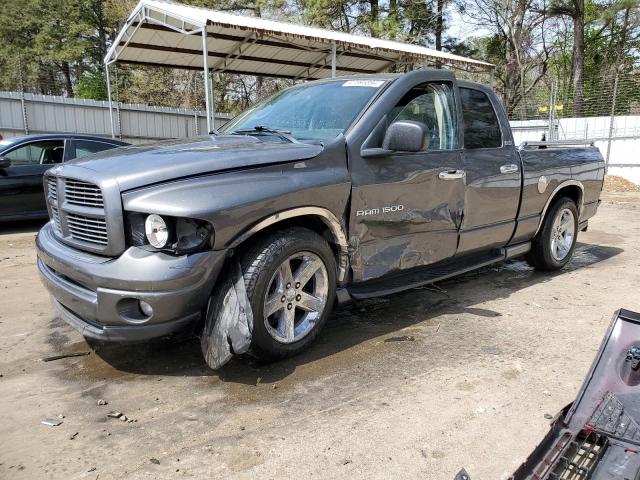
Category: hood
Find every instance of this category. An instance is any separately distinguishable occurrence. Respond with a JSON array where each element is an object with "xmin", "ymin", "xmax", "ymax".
[{"xmin": 62, "ymin": 136, "xmax": 324, "ymax": 191}]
